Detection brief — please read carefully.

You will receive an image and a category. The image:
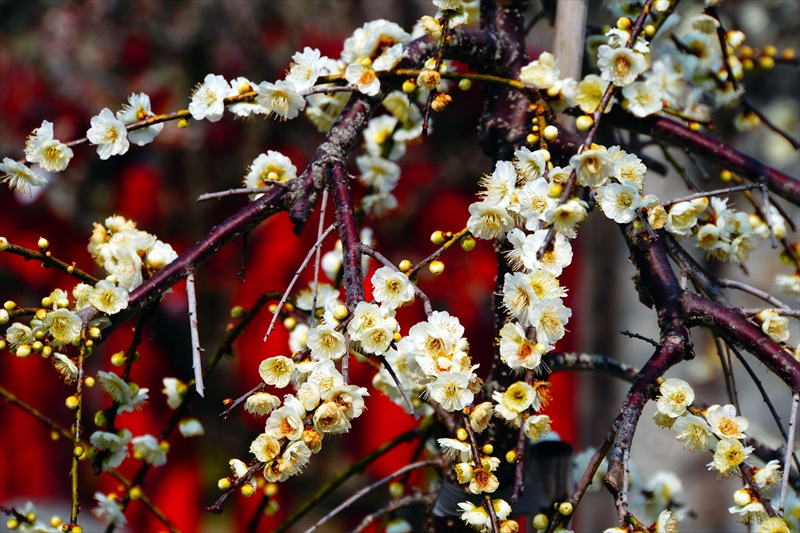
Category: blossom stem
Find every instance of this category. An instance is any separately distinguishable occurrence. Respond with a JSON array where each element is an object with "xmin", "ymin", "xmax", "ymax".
[
  {"xmin": 661, "ymin": 183, "xmax": 761, "ymax": 207},
  {"xmin": 406, "ymin": 227, "xmax": 470, "ymax": 277},
  {"xmin": 2, "ymin": 243, "xmax": 99, "ymax": 285},
  {"xmin": 780, "ymin": 392, "xmax": 800, "ymax": 513},
  {"xmin": 220, "ymin": 383, "xmax": 265, "ymax": 422},
  {"xmin": 349, "ymin": 492, "xmax": 436, "ymax": 533},
  {"xmin": 206, "ymin": 461, "xmax": 264, "ymax": 515},
  {"xmin": 358, "ymin": 243, "xmax": 433, "ymax": 317},
  {"xmin": 69, "ymin": 343, "xmax": 87, "ymax": 526},
  {"xmin": 717, "ymin": 278, "xmax": 793, "ymax": 311},
  {"xmin": 196, "ymin": 183, "xmax": 290, "ymax": 202}
]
